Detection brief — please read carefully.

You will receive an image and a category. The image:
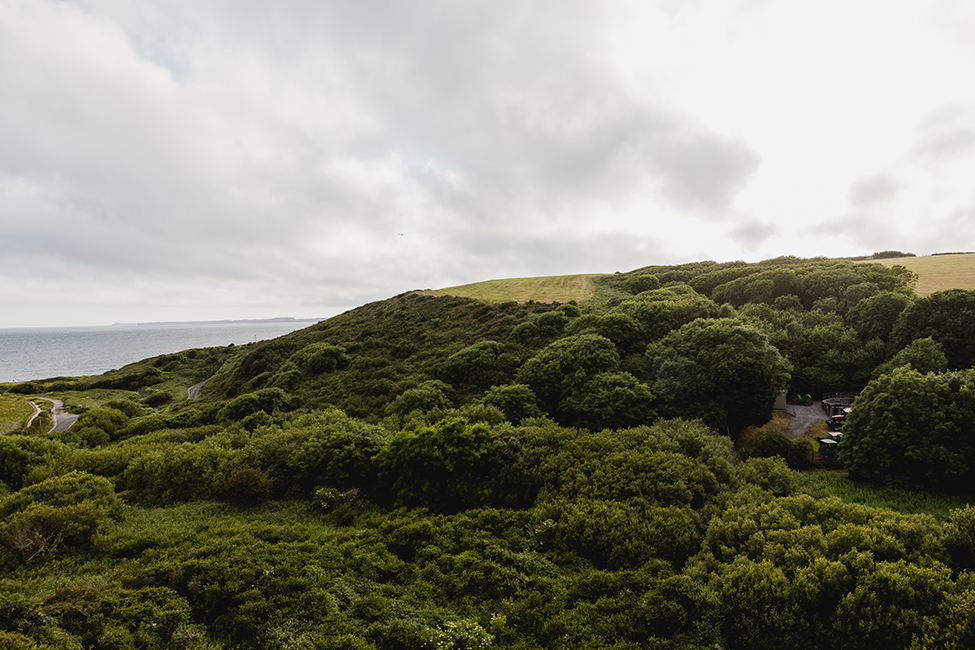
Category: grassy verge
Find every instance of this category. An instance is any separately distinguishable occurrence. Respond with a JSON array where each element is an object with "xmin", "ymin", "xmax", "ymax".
[{"xmin": 0, "ymin": 394, "xmax": 36, "ymax": 434}]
